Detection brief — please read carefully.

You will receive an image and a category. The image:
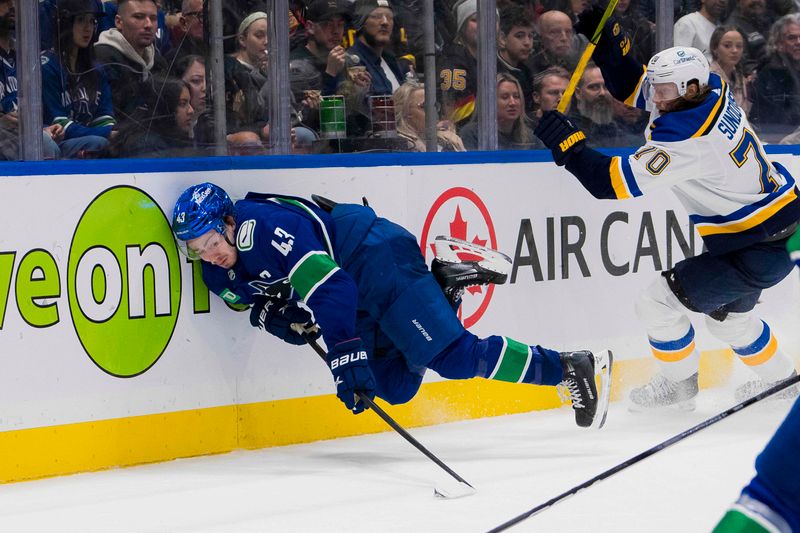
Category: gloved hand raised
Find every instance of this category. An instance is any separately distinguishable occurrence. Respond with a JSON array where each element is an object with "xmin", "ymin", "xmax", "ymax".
[
  {"xmin": 249, "ymin": 296, "xmax": 320, "ymax": 345},
  {"xmin": 327, "ymin": 338, "xmax": 376, "ymax": 414},
  {"xmin": 574, "ymin": 2, "xmax": 631, "ymax": 67},
  {"xmin": 534, "ymin": 111, "xmax": 586, "ymax": 166}
]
